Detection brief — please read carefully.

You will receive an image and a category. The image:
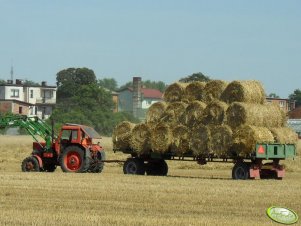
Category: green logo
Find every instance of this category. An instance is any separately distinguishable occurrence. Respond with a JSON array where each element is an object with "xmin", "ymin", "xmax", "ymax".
[{"xmin": 267, "ymin": 206, "xmax": 299, "ymax": 224}]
